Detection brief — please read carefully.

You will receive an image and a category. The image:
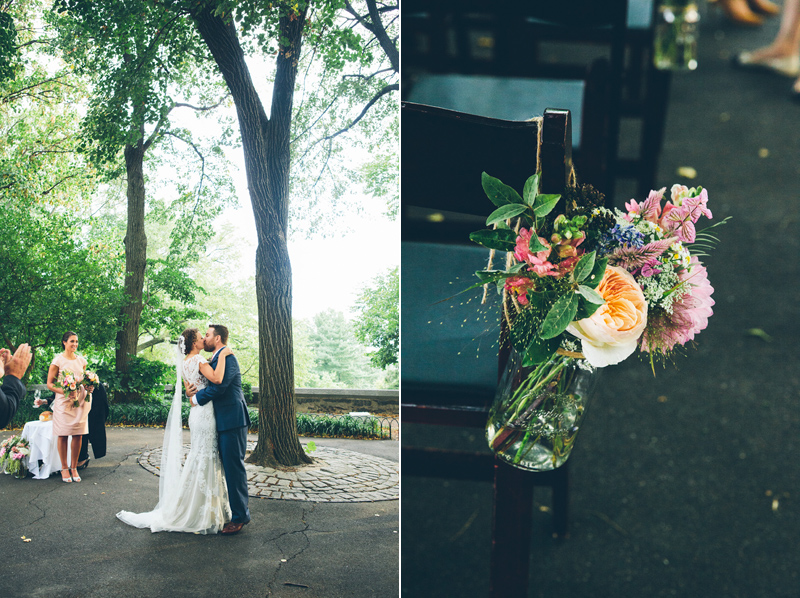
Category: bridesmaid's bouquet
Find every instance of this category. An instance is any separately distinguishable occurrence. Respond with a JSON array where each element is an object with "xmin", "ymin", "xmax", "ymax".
[
  {"xmin": 83, "ymin": 370, "xmax": 99, "ymax": 404},
  {"xmin": 56, "ymin": 369, "xmax": 80, "ymax": 407}
]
